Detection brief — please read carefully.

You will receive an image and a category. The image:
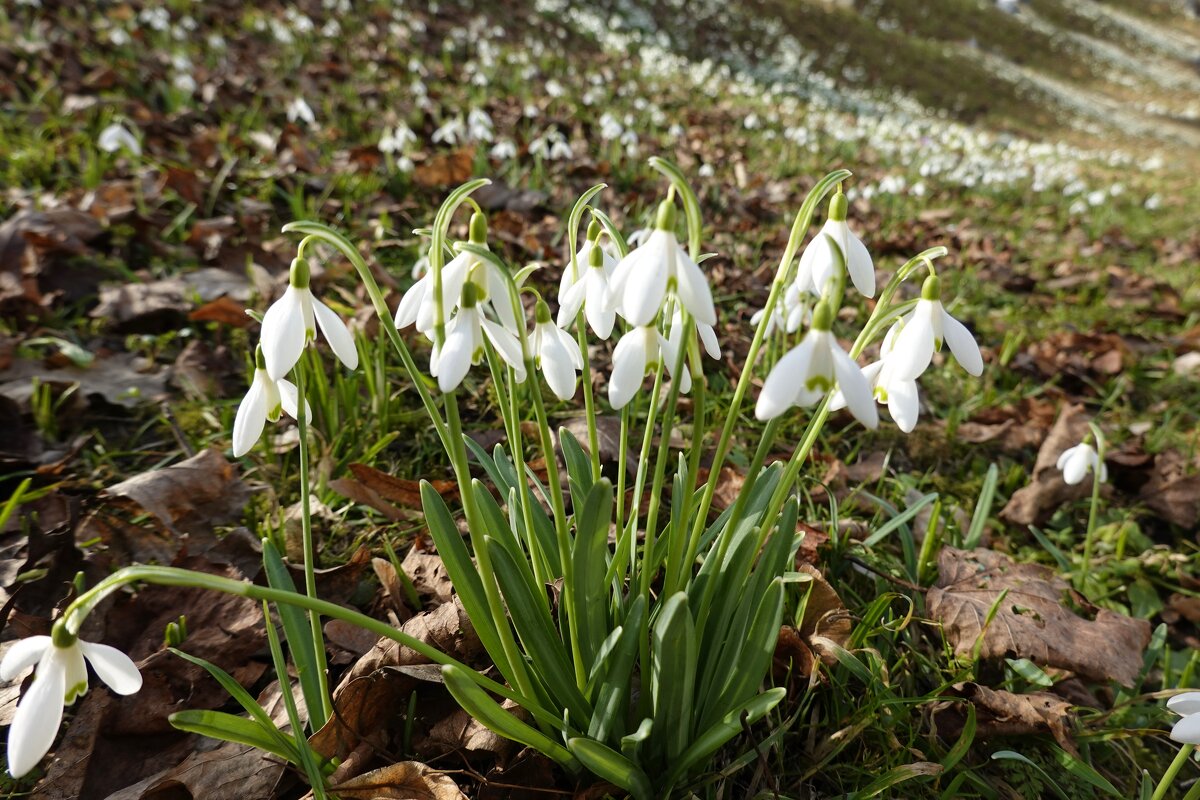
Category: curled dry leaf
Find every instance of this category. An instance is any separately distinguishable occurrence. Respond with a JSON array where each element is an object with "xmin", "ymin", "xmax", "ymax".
[
  {"xmin": 1137, "ymin": 450, "xmax": 1200, "ymax": 529},
  {"xmin": 330, "ymin": 761, "xmax": 467, "ymax": 800},
  {"xmin": 932, "ymin": 681, "xmax": 1077, "ymax": 754},
  {"xmin": 0, "ymin": 353, "xmax": 168, "ymax": 410},
  {"xmin": 413, "ymin": 148, "xmax": 476, "ymax": 188},
  {"xmin": 774, "ymin": 563, "xmax": 852, "ymax": 684},
  {"xmin": 927, "ymin": 547, "xmax": 1151, "ymax": 686},
  {"xmin": 1000, "ymin": 403, "xmax": 1094, "ymax": 526}
]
